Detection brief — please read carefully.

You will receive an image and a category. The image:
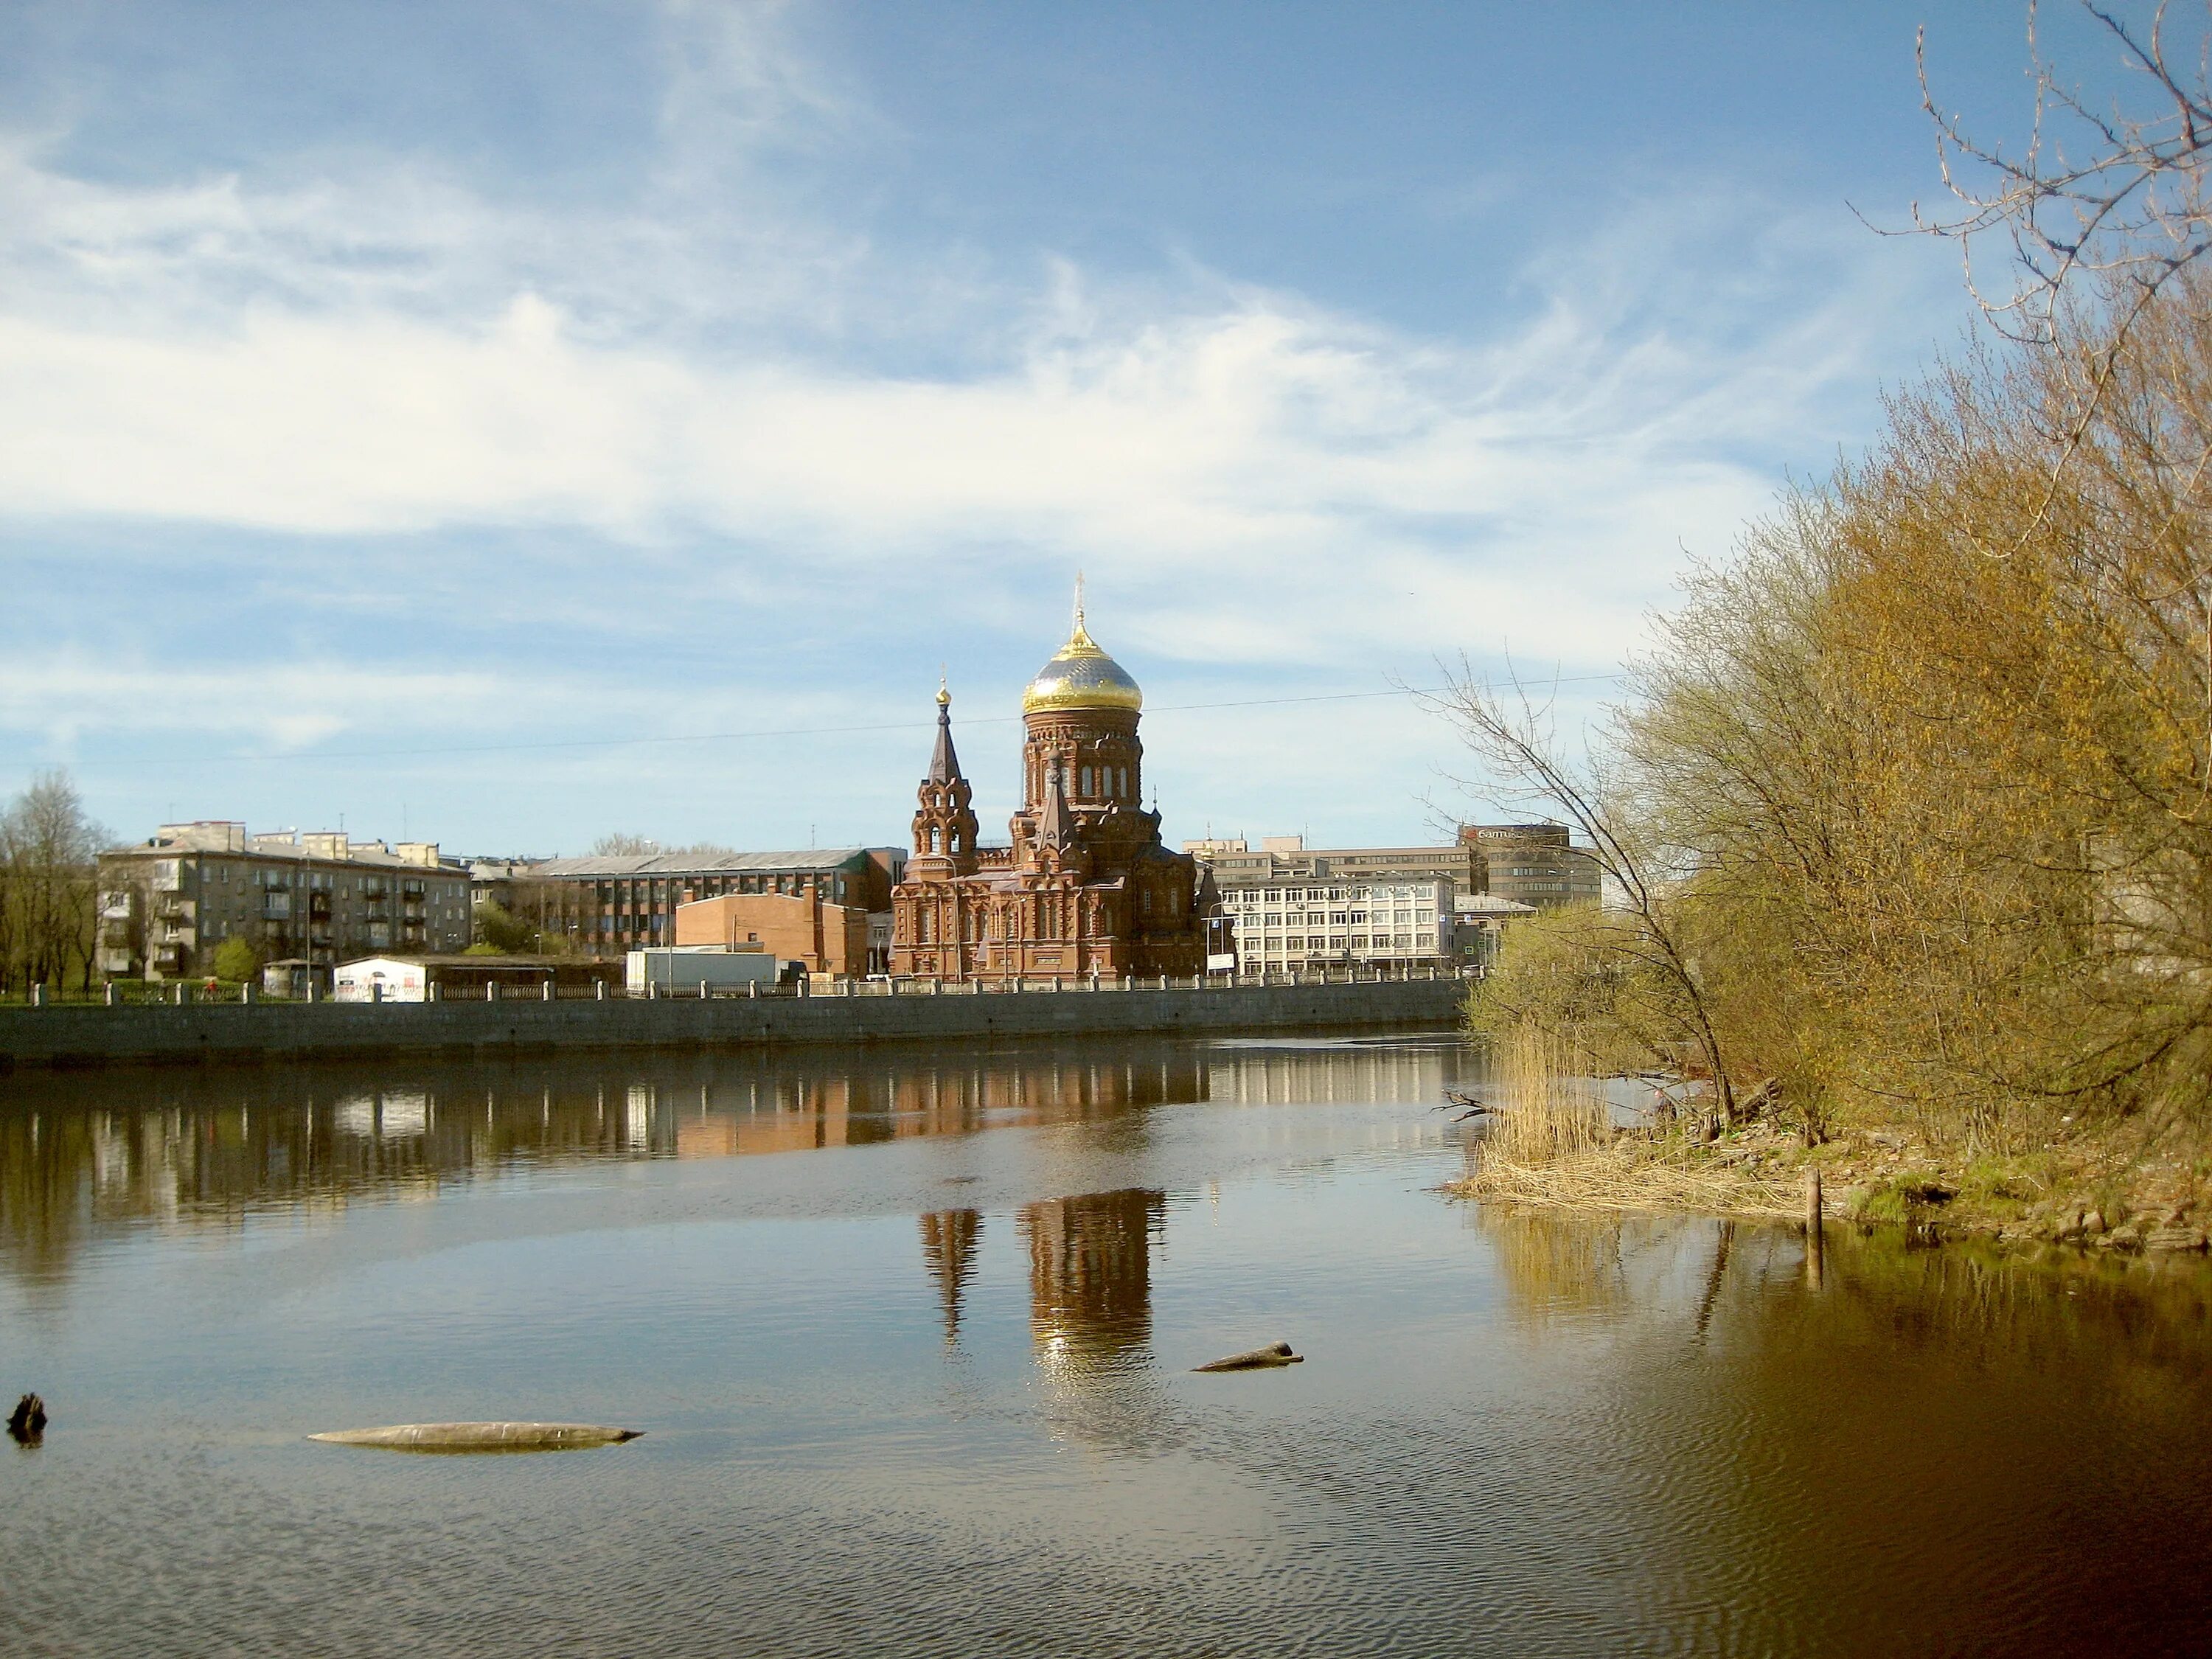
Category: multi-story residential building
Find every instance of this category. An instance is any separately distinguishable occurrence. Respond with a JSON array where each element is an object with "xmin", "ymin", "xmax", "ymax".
[
  {"xmin": 97, "ymin": 823, "xmax": 471, "ymax": 981},
  {"xmin": 518, "ymin": 848, "xmax": 905, "ymax": 958},
  {"xmin": 1458, "ymin": 823, "xmax": 1603, "ymax": 909},
  {"xmin": 1213, "ymin": 872, "xmax": 1458, "ymax": 974}
]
